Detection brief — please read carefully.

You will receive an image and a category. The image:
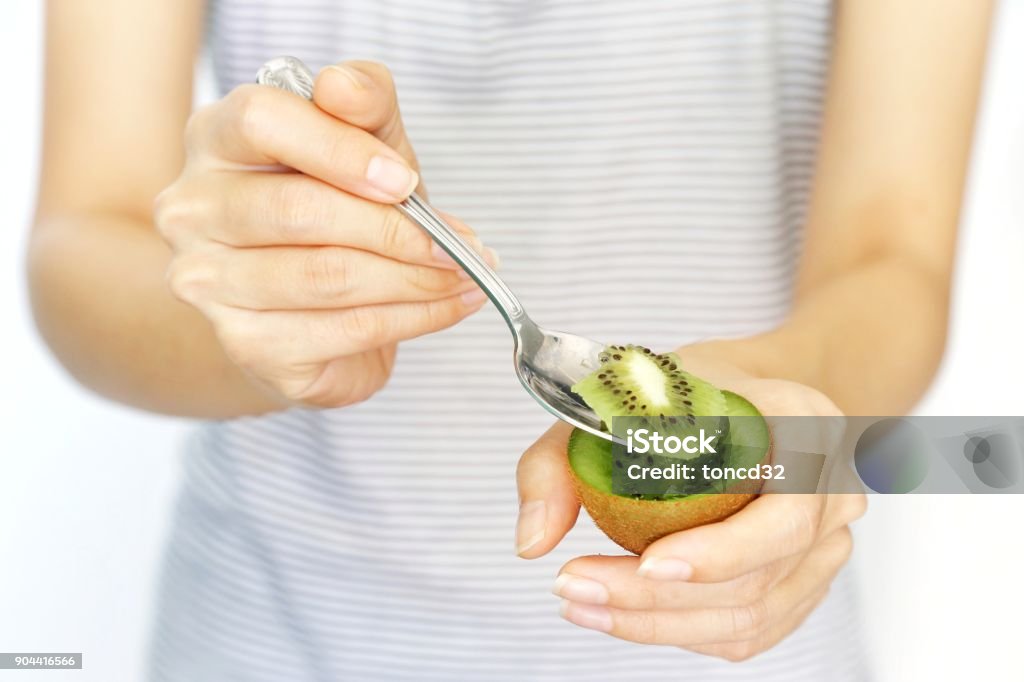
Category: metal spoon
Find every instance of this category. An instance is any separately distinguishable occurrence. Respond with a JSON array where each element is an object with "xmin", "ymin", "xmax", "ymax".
[{"xmin": 257, "ymin": 56, "xmax": 614, "ymax": 442}]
